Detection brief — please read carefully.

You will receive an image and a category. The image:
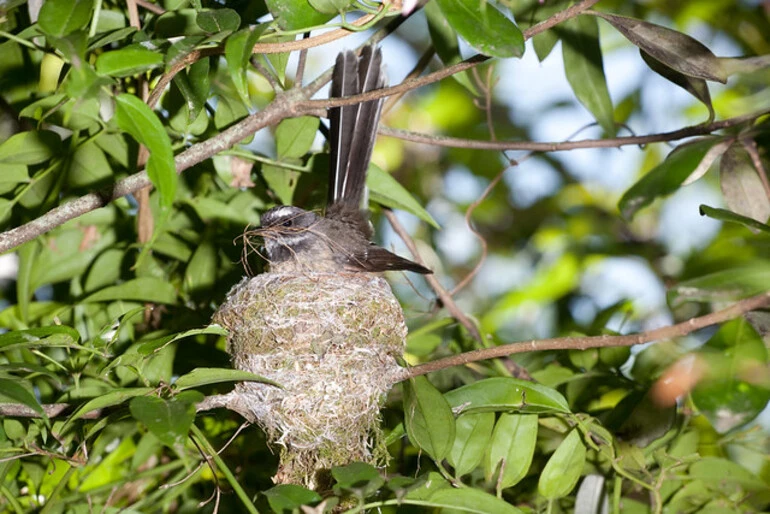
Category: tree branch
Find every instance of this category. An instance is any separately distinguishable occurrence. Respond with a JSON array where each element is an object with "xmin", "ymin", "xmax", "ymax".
[
  {"xmin": 403, "ymin": 293, "xmax": 770, "ymax": 379},
  {"xmin": 378, "ymin": 110, "xmax": 768, "ymax": 151}
]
